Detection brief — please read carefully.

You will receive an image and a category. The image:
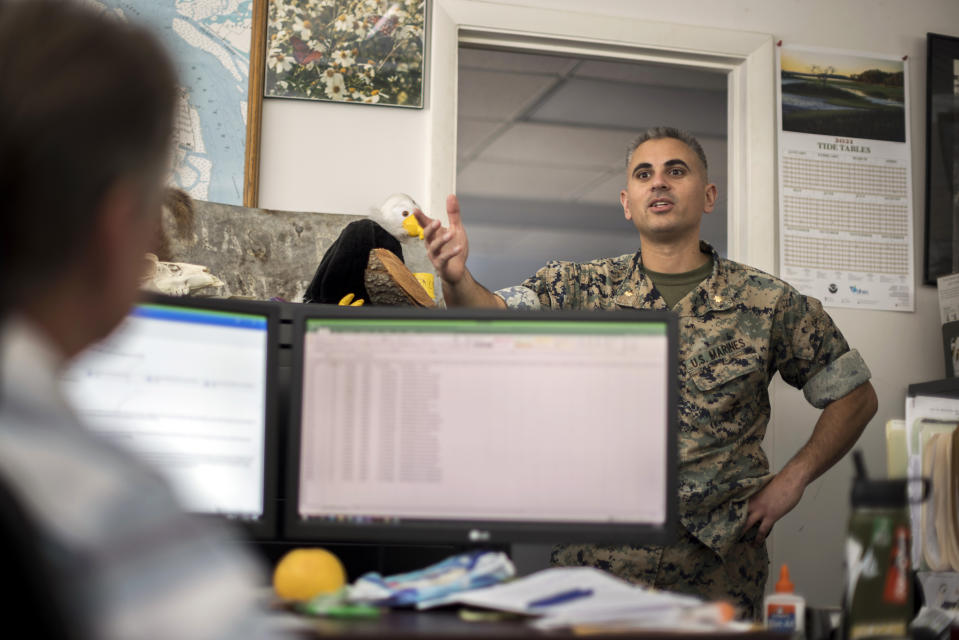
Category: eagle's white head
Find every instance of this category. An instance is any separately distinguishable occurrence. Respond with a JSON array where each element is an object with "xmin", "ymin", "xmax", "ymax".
[{"xmin": 371, "ymin": 193, "xmax": 424, "ymax": 241}]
